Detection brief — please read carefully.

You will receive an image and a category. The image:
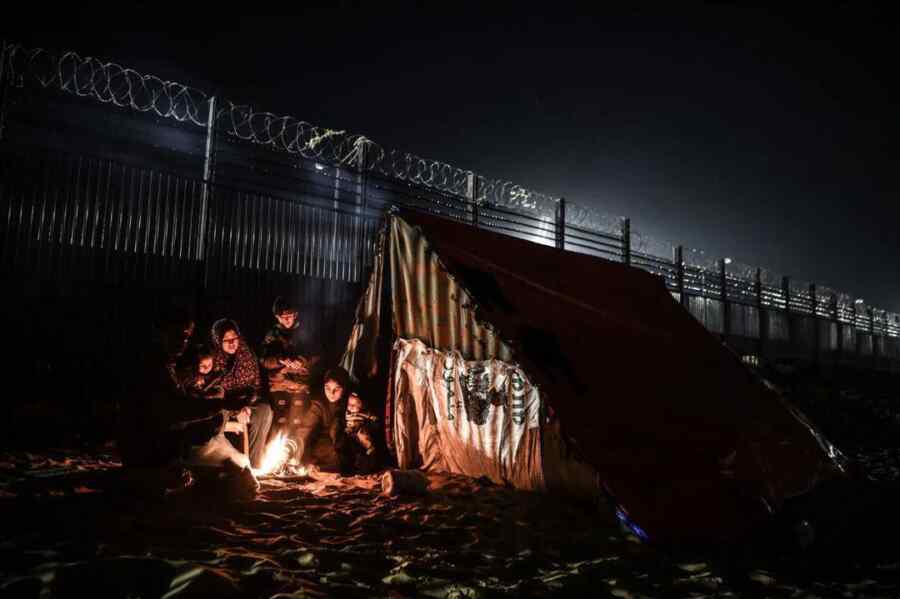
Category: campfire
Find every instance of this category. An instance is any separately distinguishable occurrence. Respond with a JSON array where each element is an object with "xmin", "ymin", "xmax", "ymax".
[{"xmin": 252, "ymin": 433, "xmax": 308, "ymax": 478}]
